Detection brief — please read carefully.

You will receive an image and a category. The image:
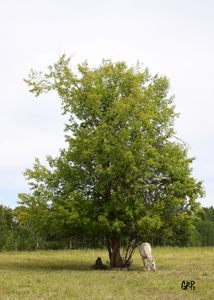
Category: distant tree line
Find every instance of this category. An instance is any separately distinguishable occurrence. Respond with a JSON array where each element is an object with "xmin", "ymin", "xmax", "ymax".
[
  {"xmin": 0, "ymin": 204, "xmax": 214, "ymax": 251},
  {"xmin": 0, "ymin": 205, "xmax": 107, "ymax": 251},
  {"xmin": 145, "ymin": 206, "xmax": 214, "ymax": 247},
  {"xmin": 188, "ymin": 206, "xmax": 214, "ymax": 247}
]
